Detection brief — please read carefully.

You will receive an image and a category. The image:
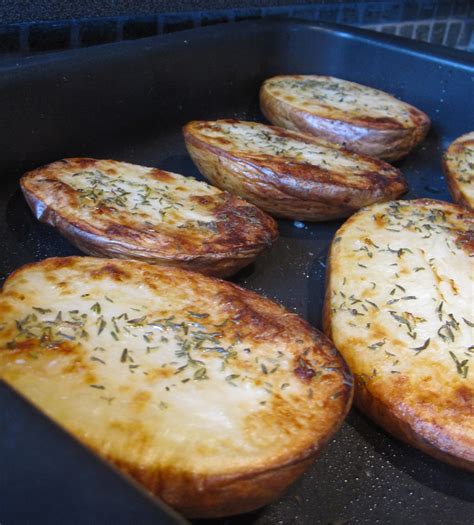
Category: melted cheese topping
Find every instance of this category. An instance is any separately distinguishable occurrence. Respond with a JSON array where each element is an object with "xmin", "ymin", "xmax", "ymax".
[
  {"xmin": 445, "ymin": 132, "xmax": 474, "ymax": 207},
  {"xmin": 265, "ymin": 76, "xmax": 415, "ymax": 127},
  {"xmin": 194, "ymin": 120, "xmax": 390, "ymax": 180},
  {"xmin": 328, "ymin": 200, "xmax": 473, "ymax": 449},
  {"xmin": 0, "ymin": 258, "xmax": 347, "ymax": 477}
]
